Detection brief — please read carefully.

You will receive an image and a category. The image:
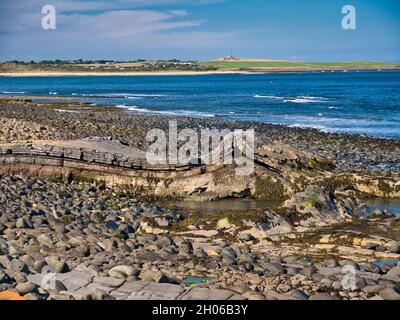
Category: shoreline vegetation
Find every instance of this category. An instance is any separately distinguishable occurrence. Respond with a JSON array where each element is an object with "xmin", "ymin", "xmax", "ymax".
[{"xmin": 1, "ymin": 58, "xmax": 400, "ymax": 76}]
